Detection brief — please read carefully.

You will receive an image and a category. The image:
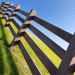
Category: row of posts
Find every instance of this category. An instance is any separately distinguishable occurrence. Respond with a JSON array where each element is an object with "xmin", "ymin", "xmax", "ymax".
[
  {"xmin": 0, "ymin": 2, "xmax": 75, "ymax": 75},
  {"xmin": 0, "ymin": 2, "xmax": 36, "ymax": 49}
]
